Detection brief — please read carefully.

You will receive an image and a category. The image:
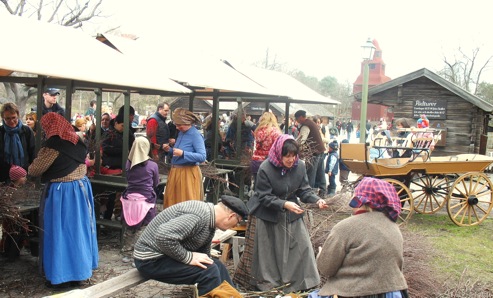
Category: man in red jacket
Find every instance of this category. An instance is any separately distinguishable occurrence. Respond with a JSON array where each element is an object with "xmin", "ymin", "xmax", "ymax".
[{"xmin": 146, "ymin": 102, "xmax": 175, "ymax": 161}]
